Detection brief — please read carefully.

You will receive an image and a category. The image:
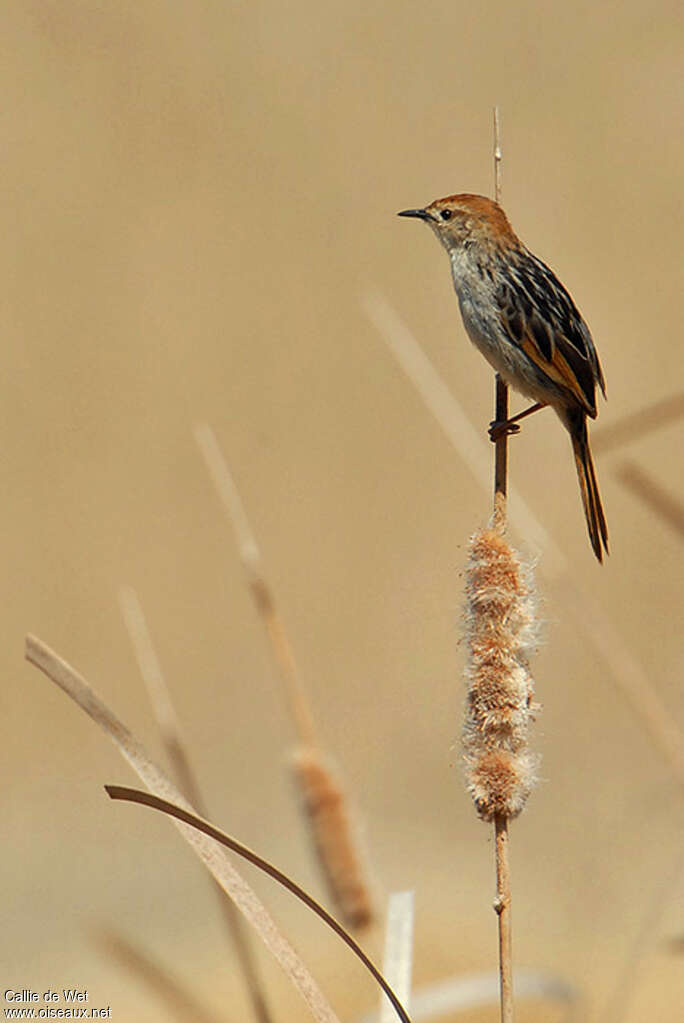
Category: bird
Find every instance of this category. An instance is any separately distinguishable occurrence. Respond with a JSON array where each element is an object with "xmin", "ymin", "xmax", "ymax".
[{"xmin": 398, "ymin": 193, "xmax": 608, "ymax": 562}]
